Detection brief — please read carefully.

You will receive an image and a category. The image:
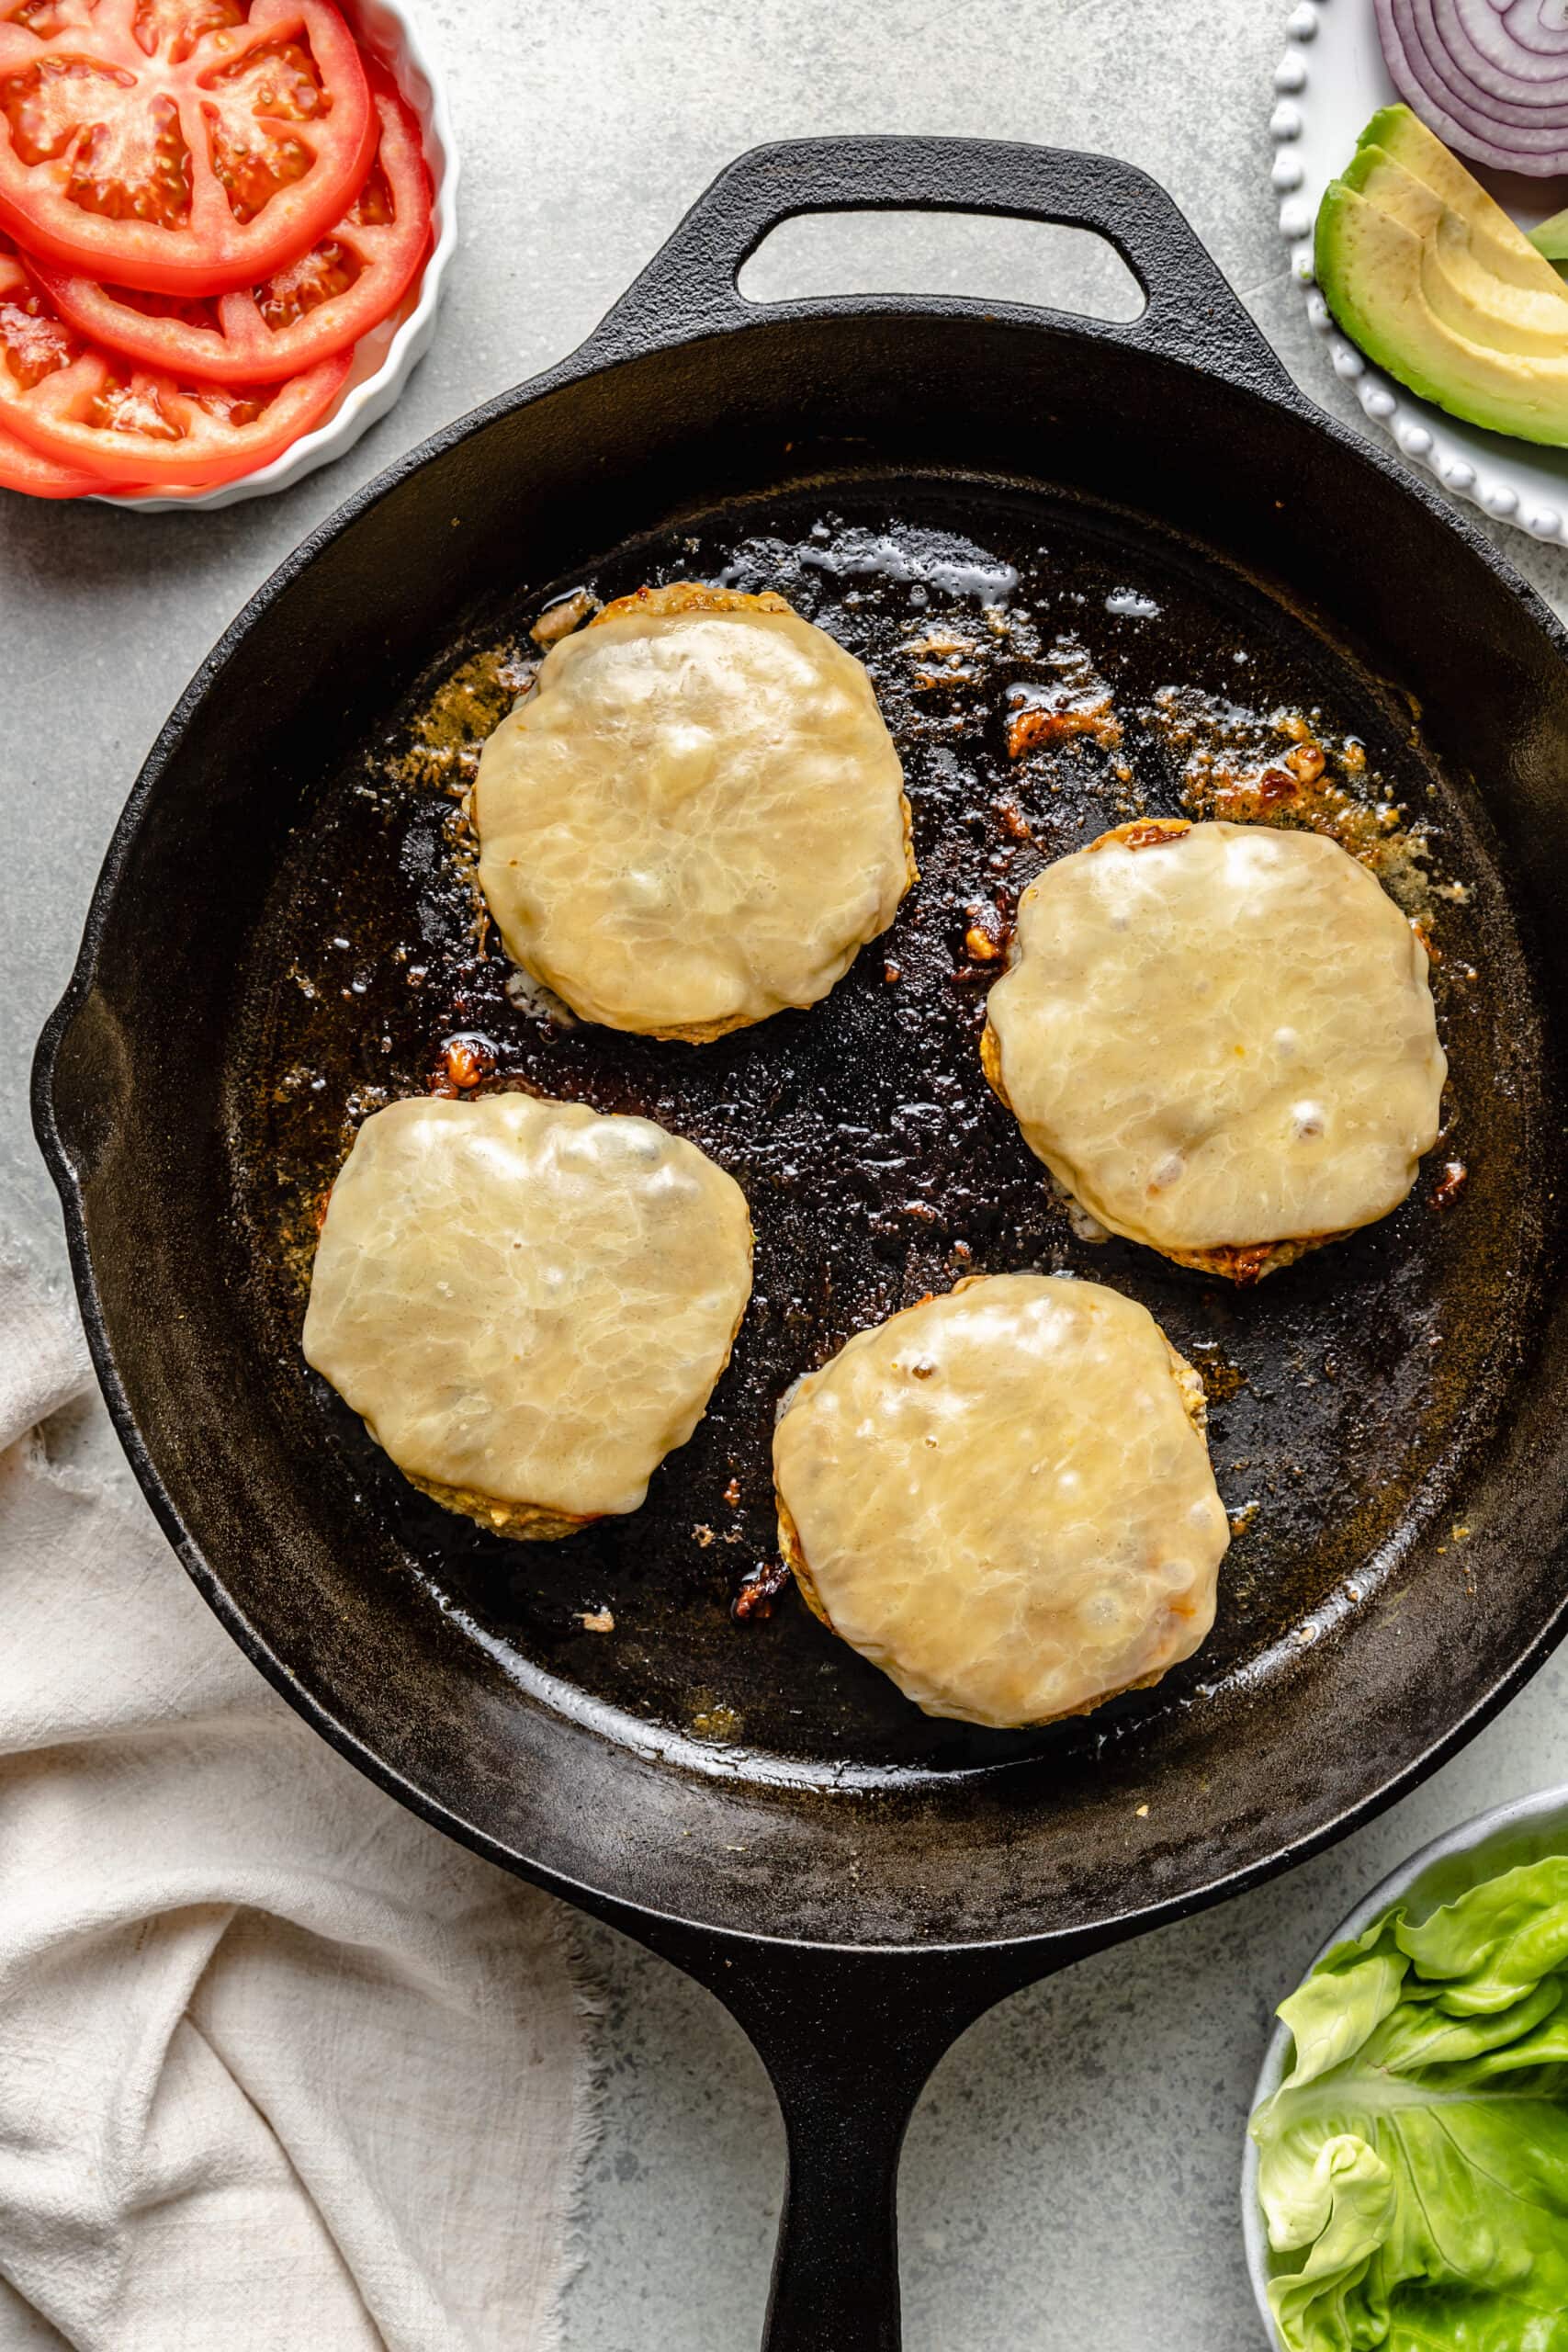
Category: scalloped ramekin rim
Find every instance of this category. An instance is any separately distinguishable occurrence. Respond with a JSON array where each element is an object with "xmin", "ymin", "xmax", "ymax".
[{"xmin": 92, "ymin": 0, "xmax": 458, "ymax": 513}]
